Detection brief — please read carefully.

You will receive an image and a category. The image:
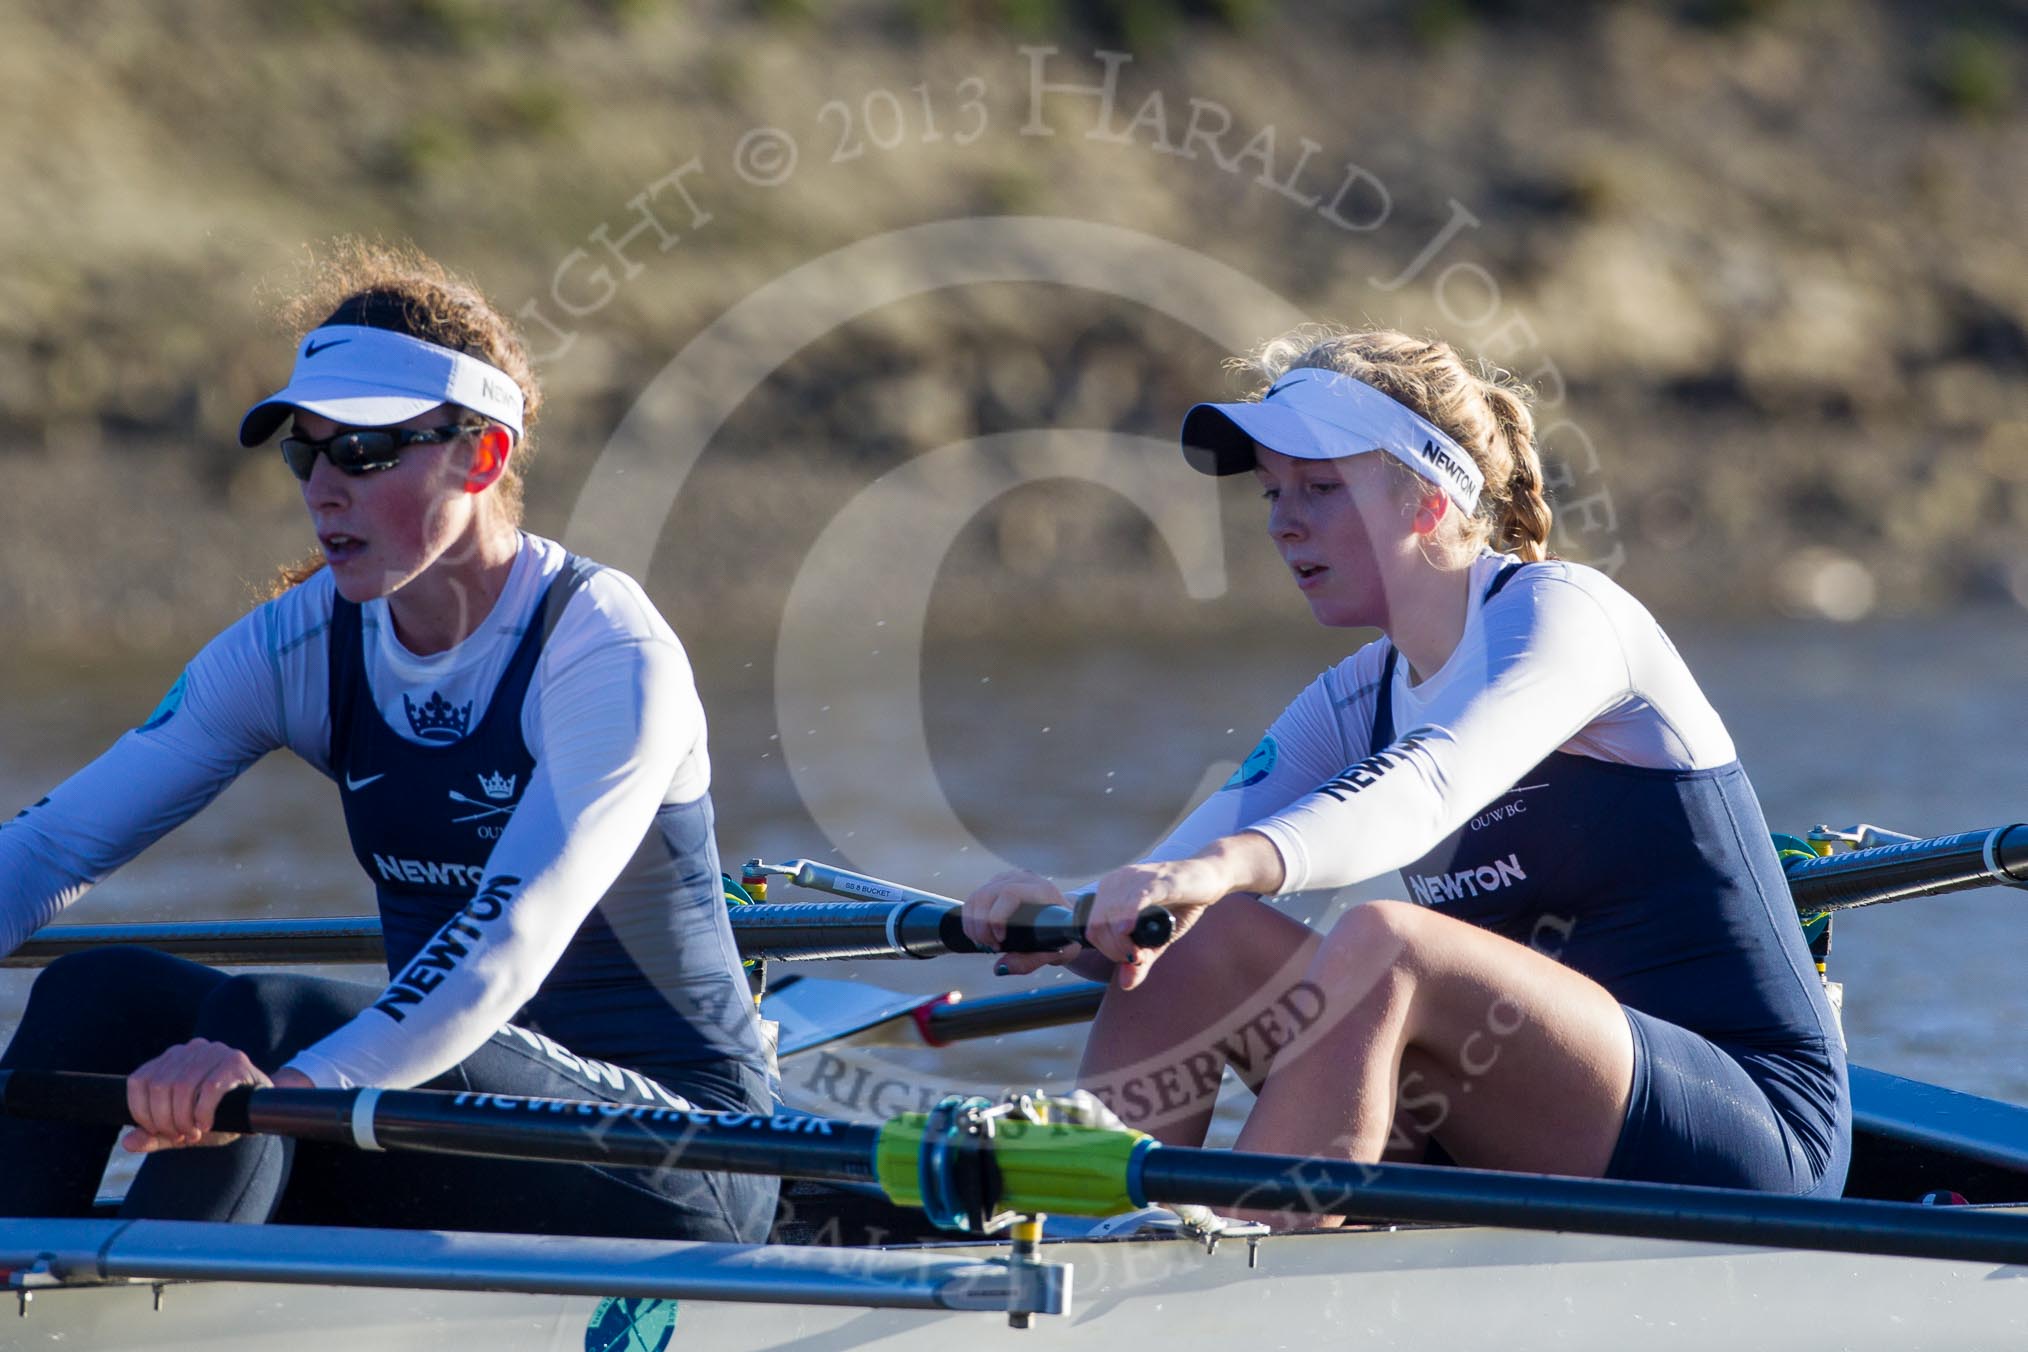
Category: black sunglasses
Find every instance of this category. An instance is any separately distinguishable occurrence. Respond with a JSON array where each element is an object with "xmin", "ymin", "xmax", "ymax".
[{"xmin": 278, "ymin": 422, "xmax": 483, "ymax": 481}]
